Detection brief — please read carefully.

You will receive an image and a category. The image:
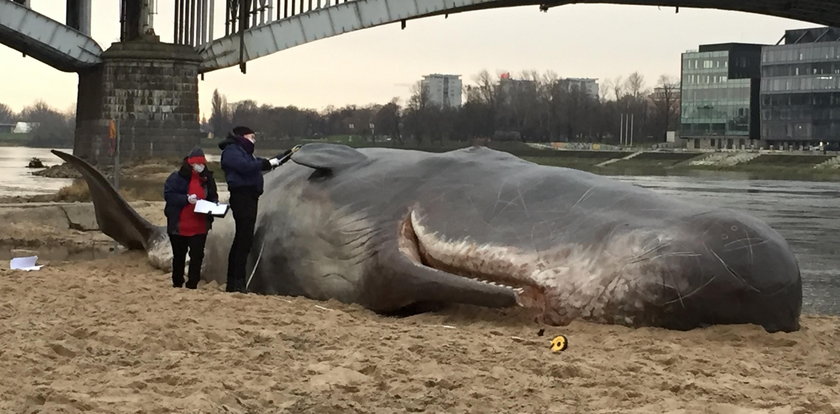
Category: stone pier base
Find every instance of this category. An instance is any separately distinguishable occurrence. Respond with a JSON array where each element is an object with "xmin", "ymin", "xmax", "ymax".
[{"xmin": 74, "ymin": 41, "xmax": 202, "ymax": 164}]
